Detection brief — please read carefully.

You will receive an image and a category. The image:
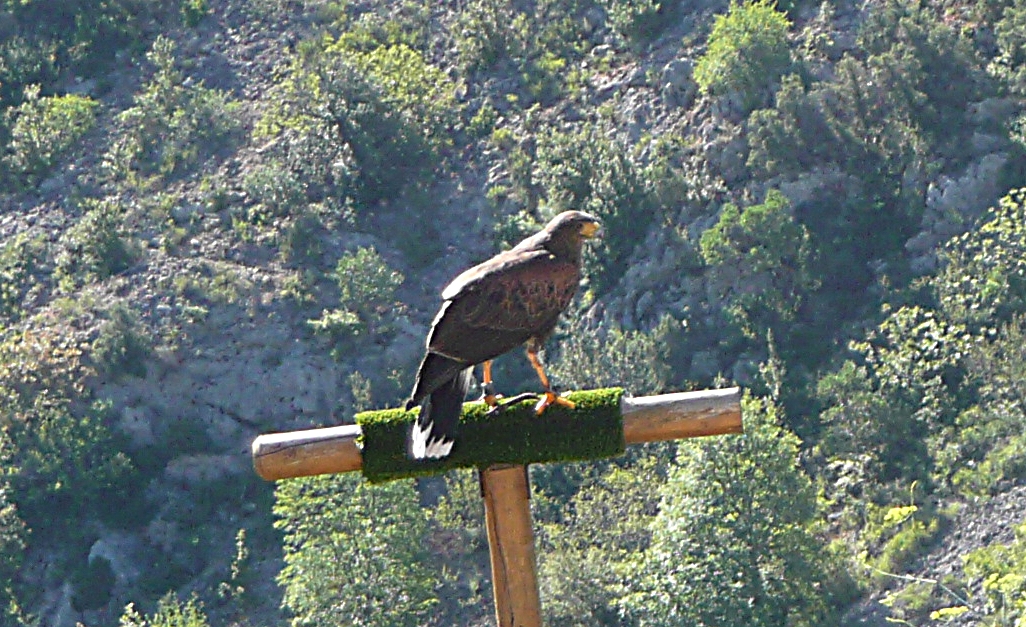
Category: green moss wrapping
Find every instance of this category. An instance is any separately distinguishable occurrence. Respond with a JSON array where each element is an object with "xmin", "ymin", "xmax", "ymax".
[{"xmin": 357, "ymin": 388, "xmax": 625, "ymax": 483}]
